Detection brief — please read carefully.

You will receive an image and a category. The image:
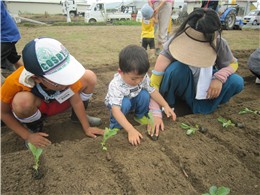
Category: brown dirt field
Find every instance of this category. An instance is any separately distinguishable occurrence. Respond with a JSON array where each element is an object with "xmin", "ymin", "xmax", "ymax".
[{"xmin": 1, "ymin": 25, "xmax": 260, "ymax": 195}]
